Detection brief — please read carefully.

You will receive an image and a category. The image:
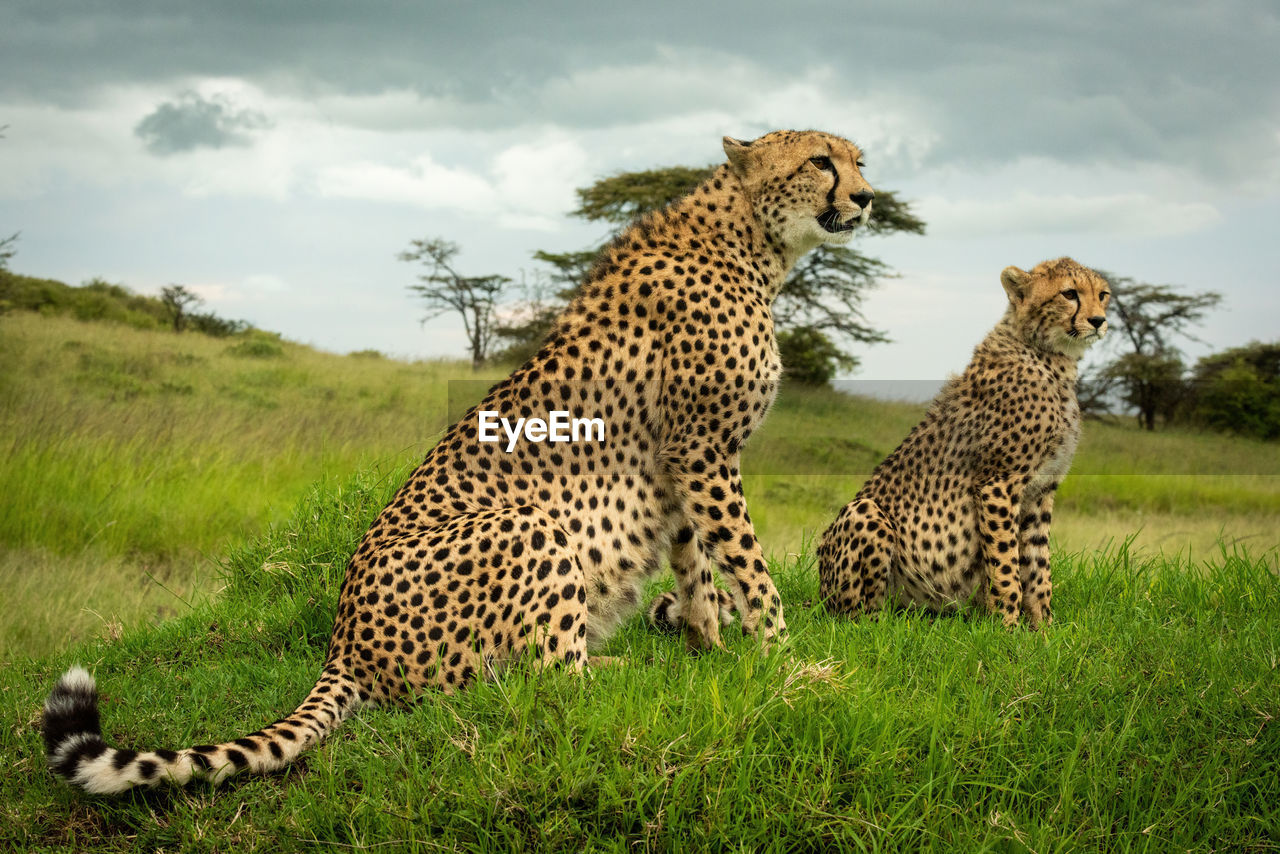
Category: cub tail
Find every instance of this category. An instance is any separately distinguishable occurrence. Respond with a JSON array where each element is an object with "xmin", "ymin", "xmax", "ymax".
[{"xmin": 42, "ymin": 664, "xmax": 361, "ymax": 795}]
